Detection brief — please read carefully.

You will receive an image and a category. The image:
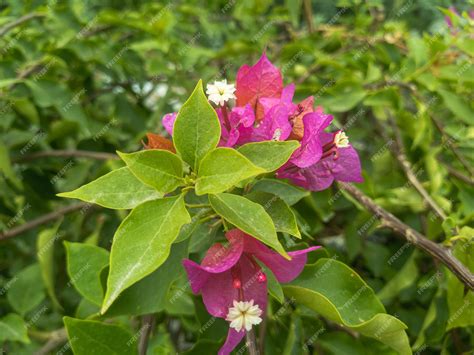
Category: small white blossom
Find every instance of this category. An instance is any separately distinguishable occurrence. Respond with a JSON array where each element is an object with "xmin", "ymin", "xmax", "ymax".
[
  {"xmin": 225, "ymin": 300, "xmax": 263, "ymax": 332},
  {"xmin": 272, "ymin": 128, "xmax": 282, "ymax": 141},
  {"xmin": 334, "ymin": 131, "xmax": 350, "ymax": 148},
  {"xmin": 206, "ymin": 79, "xmax": 236, "ymax": 106}
]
